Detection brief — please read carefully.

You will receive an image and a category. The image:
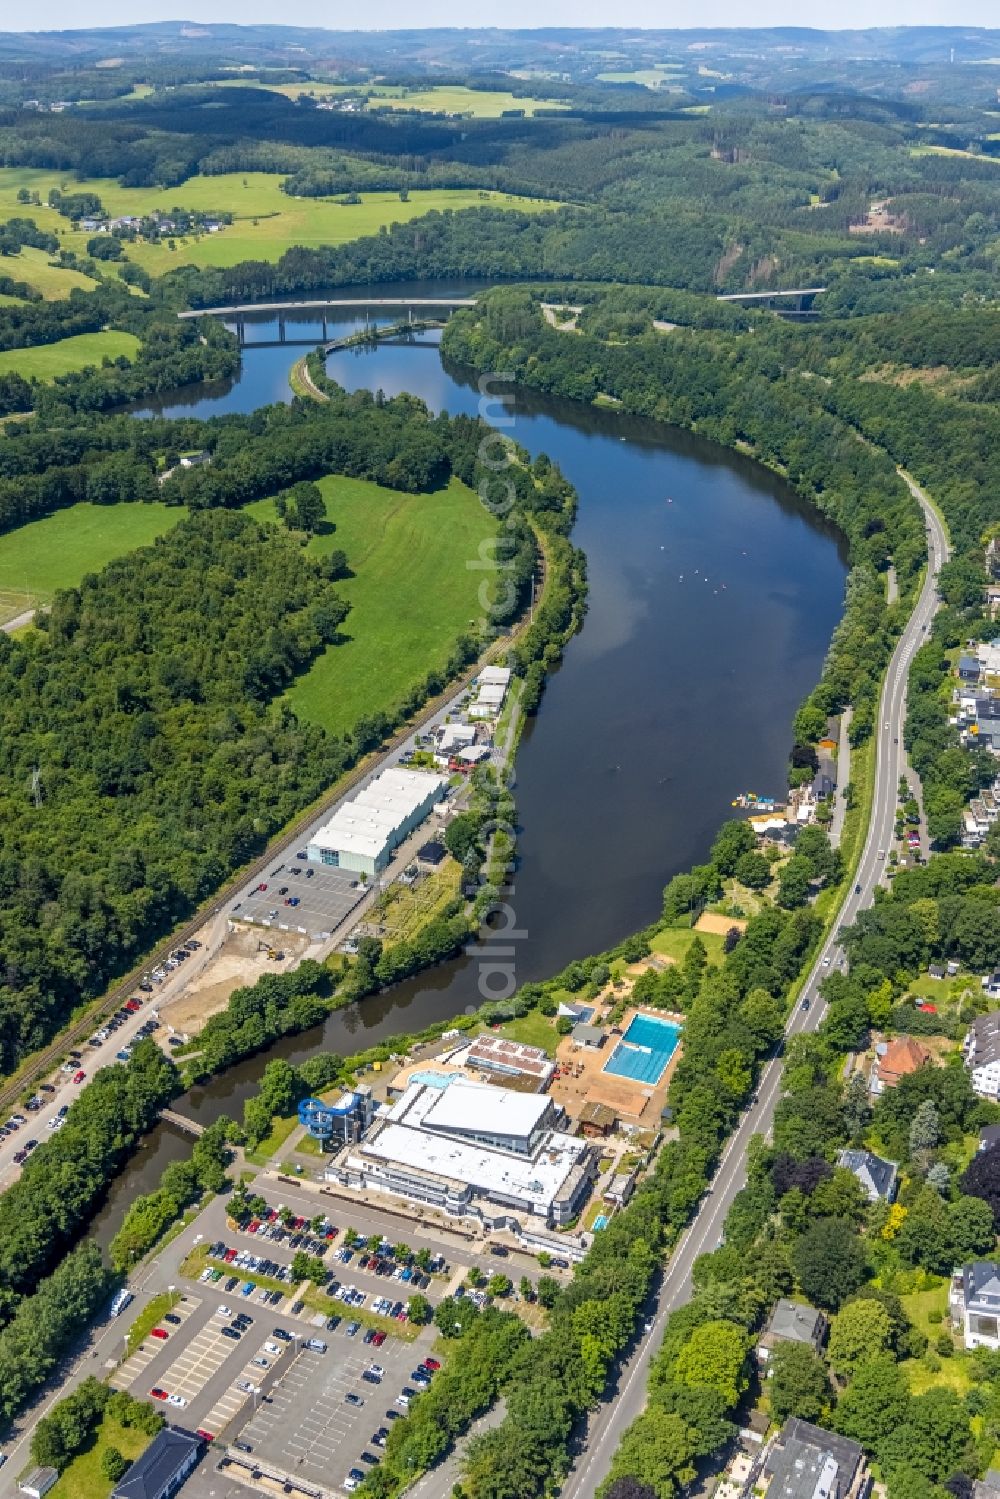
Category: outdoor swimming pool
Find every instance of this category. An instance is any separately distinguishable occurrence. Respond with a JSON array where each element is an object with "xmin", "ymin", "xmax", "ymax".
[{"xmin": 603, "ymin": 1013, "xmax": 682, "ymax": 1087}]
